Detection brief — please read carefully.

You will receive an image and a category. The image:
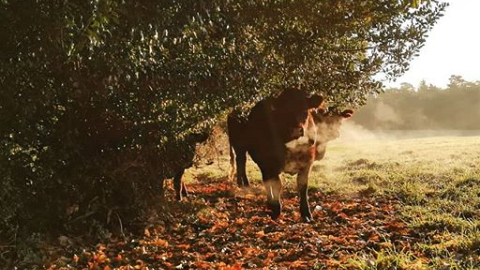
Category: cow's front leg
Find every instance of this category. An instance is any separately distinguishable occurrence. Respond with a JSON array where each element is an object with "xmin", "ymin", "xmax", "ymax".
[
  {"xmin": 297, "ymin": 166, "xmax": 312, "ymax": 222},
  {"xmin": 264, "ymin": 177, "xmax": 283, "ymax": 220},
  {"xmin": 181, "ymin": 182, "xmax": 189, "ymax": 197}
]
